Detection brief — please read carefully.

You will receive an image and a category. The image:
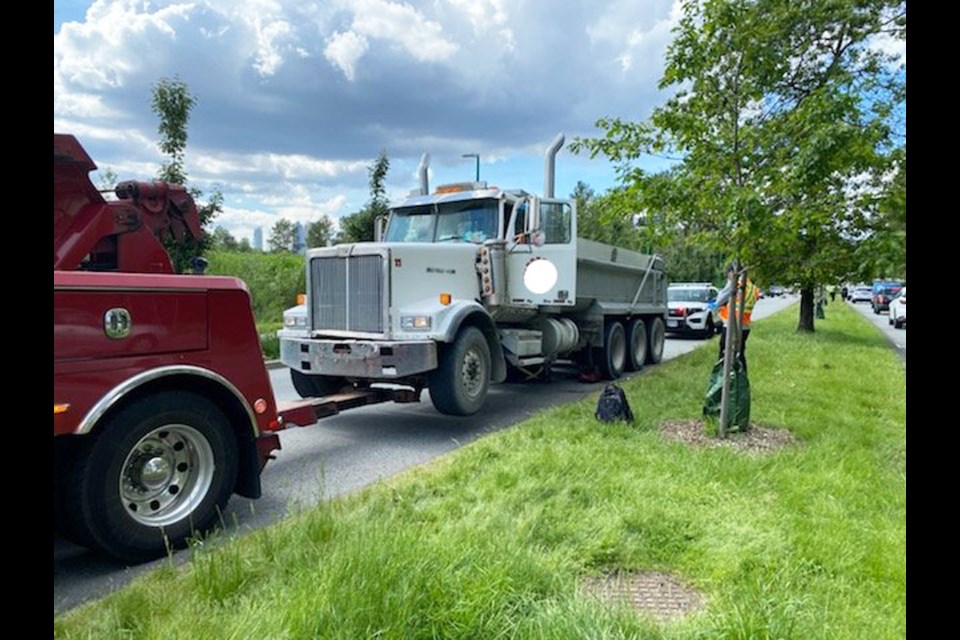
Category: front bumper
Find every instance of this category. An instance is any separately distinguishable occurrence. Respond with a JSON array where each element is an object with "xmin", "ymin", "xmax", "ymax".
[
  {"xmin": 280, "ymin": 337, "xmax": 438, "ymax": 379},
  {"xmin": 666, "ymin": 311, "xmax": 709, "ymax": 333}
]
